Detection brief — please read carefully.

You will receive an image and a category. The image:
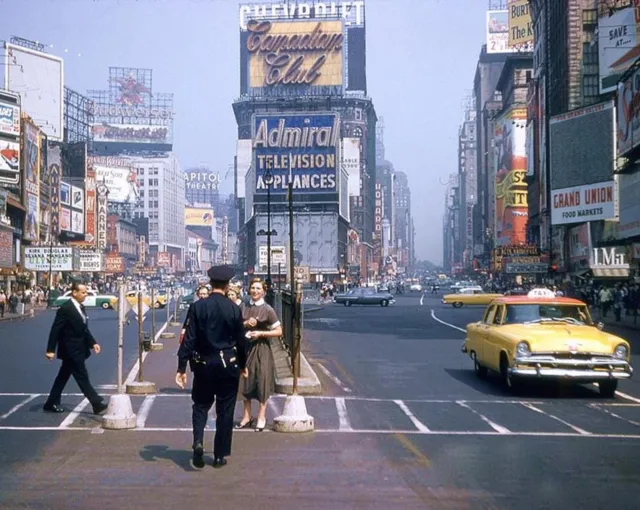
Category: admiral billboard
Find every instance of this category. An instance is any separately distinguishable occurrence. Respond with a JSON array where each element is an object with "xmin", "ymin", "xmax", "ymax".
[{"xmin": 252, "ymin": 113, "xmax": 339, "ymax": 197}]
